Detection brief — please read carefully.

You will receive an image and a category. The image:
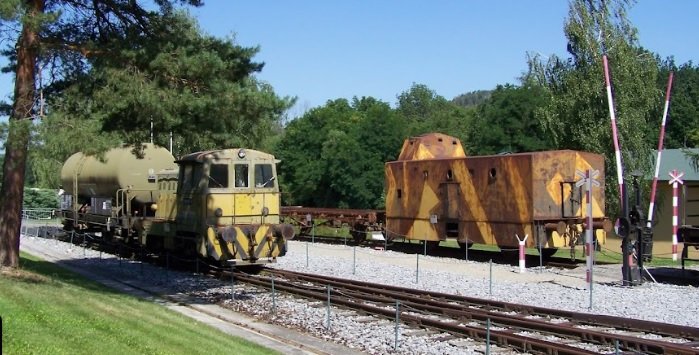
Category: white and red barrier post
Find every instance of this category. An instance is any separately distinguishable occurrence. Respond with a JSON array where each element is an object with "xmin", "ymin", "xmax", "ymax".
[
  {"xmin": 515, "ymin": 234, "xmax": 528, "ymax": 273},
  {"xmin": 669, "ymin": 170, "xmax": 685, "ymax": 261},
  {"xmin": 603, "ymin": 55, "xmax": 625, "ymax": 209},
  {"xmin": 576, "ymin": 169, "xmax": 600, "ymax": 286},
  {"xmin": 647, "ymin": 72, "xmax": 674, "ymax": 228}
]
